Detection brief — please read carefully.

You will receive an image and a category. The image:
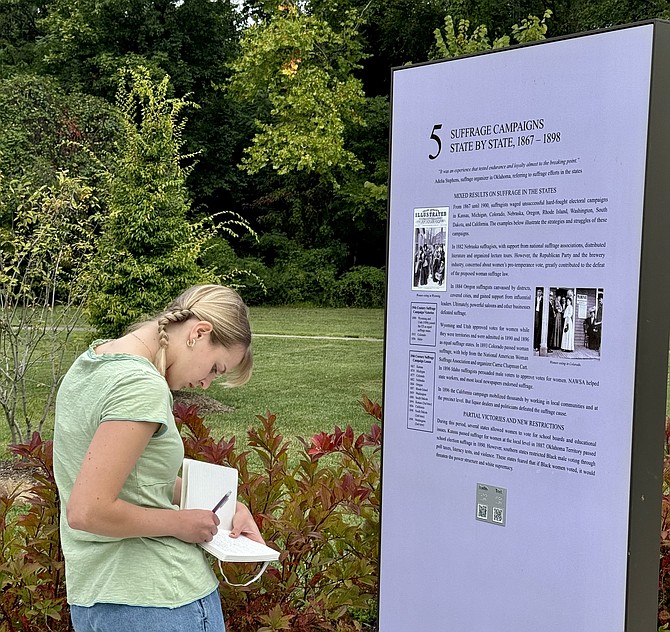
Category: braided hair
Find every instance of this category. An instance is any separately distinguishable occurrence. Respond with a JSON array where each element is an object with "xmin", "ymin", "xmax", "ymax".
[{"xmin": 148, "ymin": 285, "xmax": 252, "ymax": 386}]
